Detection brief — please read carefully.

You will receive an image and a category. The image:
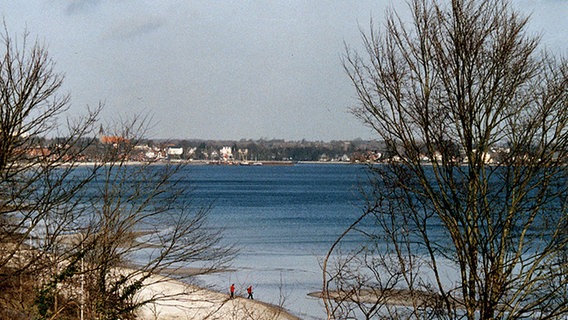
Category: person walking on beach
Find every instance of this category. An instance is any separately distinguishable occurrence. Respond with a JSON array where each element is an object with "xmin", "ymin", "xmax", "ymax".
[
  {"xmin": 247, "ymin": 285, "xmax": 253, "ymax": 299},
  {"xmin": 230, "ymin": 283, "xmax": 235, "ymax": 299}
]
